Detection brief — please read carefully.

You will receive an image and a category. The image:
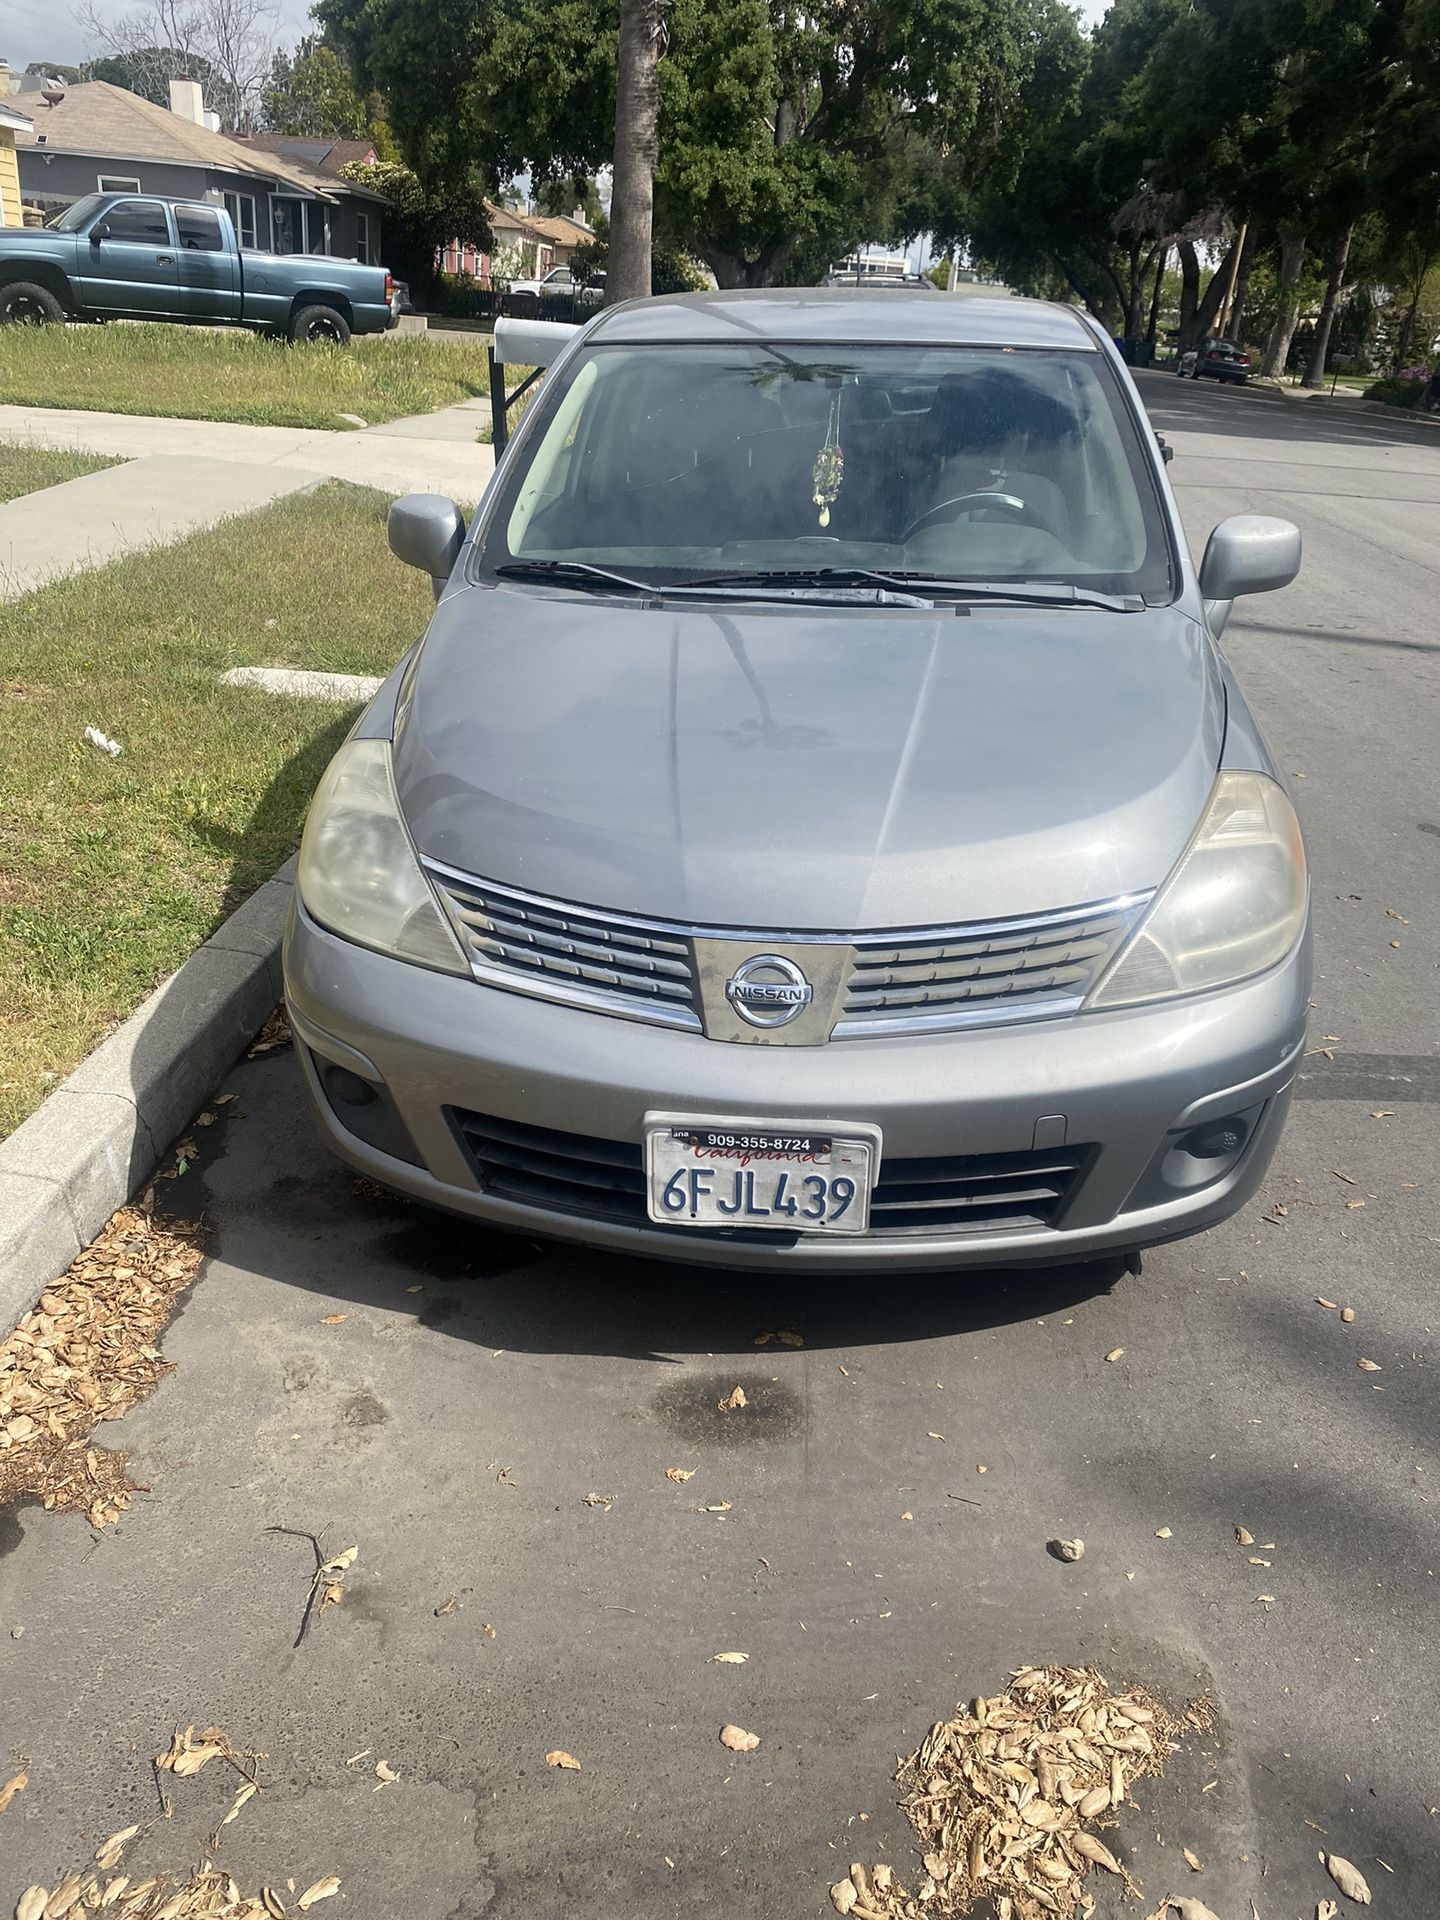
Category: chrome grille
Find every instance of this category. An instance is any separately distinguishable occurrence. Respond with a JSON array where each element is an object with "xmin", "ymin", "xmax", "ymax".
[
  {"xmin": 837, "ymin": 902, "xmax": 1141, "ymax": 1036},
  {"xmin": 424, "ymin": 863, "xmax": 1145, "ymax": 1040},
  {"xmin": 428, "ymin": 867, "xmax": 703, "ymax": 1030}
]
